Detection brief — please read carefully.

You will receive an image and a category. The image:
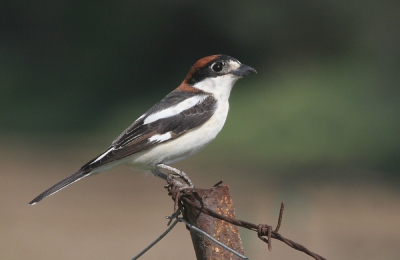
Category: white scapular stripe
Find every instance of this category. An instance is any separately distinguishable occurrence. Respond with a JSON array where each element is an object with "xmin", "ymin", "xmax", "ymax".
[
  {"xmin": 148, "ymin": 132, "xmax": 172, "ymax": 142},
  {"xmin": 144, "ymin": 95, "xmax": 207, "ymax": 124},
  {"xmin": 90, "ymin": 147, "xmax": 114, "ymax": 164}
]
